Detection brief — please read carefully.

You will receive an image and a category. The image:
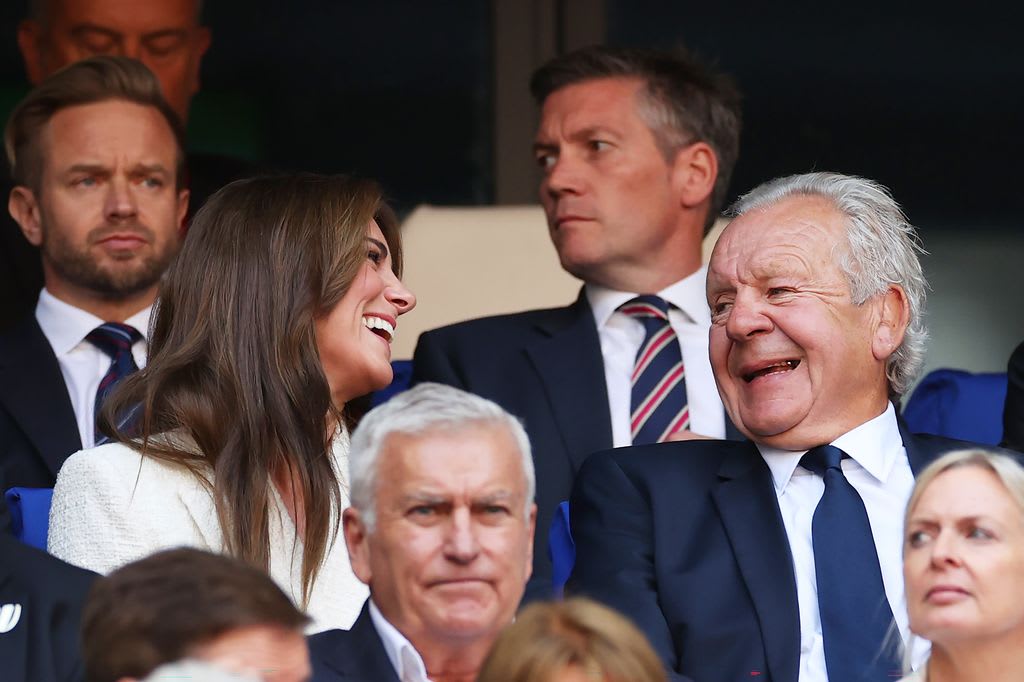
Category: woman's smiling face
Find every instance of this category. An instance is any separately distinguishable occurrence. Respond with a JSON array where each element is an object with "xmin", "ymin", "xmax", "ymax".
[{"xmin": 315, "ymin": 219, "xmax": 415, "ymax": 407}]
